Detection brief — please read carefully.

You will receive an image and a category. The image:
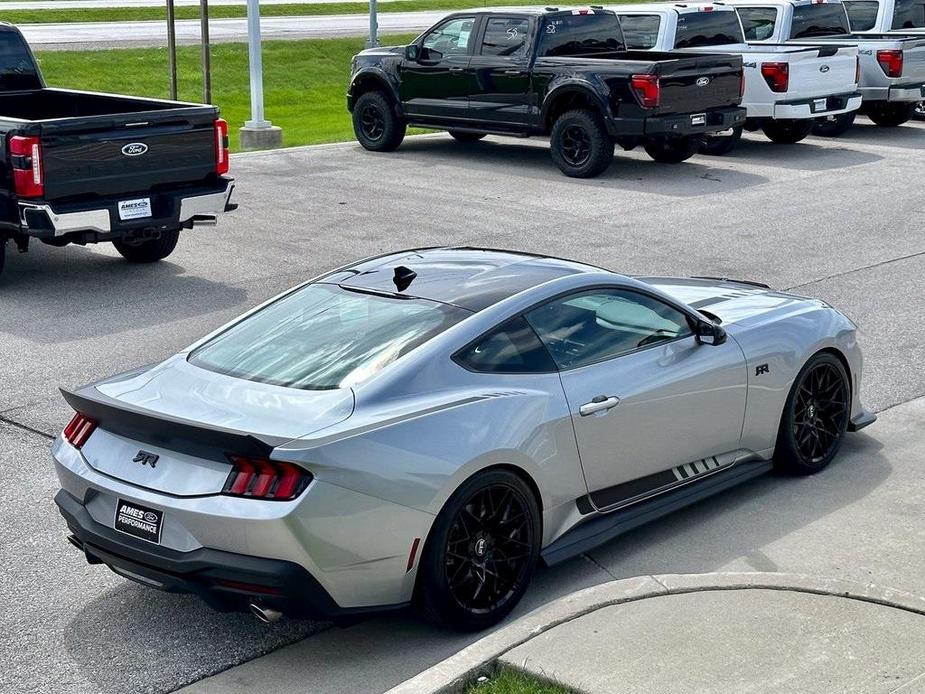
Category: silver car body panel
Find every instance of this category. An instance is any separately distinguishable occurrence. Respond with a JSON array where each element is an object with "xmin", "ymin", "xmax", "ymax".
[{"xmin": 51, "ymin": 249, "xmax": 872, "ymax": 611}]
